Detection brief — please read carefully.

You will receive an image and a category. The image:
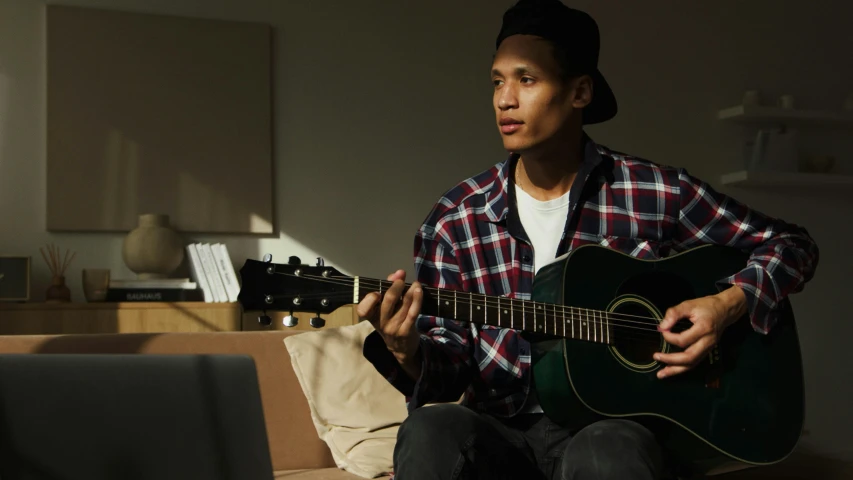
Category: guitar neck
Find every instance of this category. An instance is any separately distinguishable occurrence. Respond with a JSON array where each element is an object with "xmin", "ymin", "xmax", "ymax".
[{"xmin": 354, "ymin": 277, "xmax": 612, "ymax": 345}]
